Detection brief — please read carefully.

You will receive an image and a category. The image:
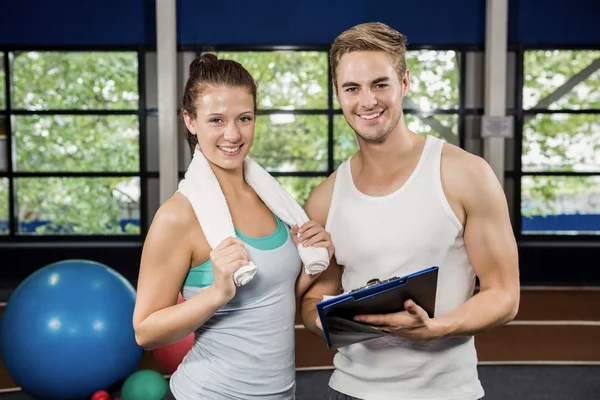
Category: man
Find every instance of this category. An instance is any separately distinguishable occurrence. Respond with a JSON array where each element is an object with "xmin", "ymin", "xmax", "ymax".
[{"xmin": 300, "ymin": 22, "xmax": 520, "ymax": 400}]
